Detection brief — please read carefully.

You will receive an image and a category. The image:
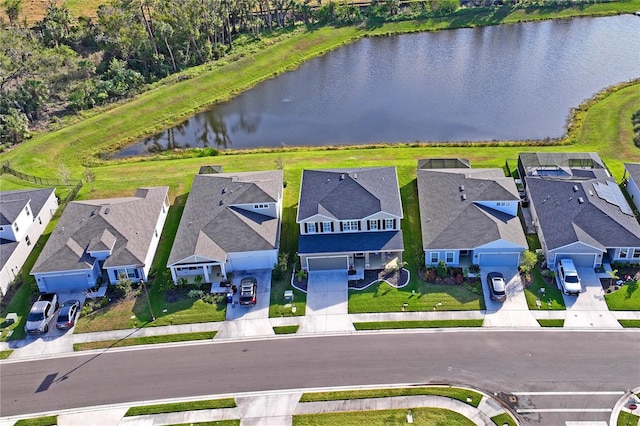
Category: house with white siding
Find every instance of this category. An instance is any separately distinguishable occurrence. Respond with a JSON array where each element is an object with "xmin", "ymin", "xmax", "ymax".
[
  {"xmin": 0, "ymin": 188, "xmax": 58, "ymax": 298},
  {"xmin": 624, "ymin": 163, "xmax": 640, "ymax": 213}
]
